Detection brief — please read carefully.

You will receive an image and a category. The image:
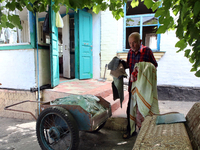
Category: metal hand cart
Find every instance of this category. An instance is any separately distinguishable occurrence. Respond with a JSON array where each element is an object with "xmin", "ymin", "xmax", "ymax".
[{"xmin": 4, "ymin": 95, "xmax": 112, "ymax": 150}]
